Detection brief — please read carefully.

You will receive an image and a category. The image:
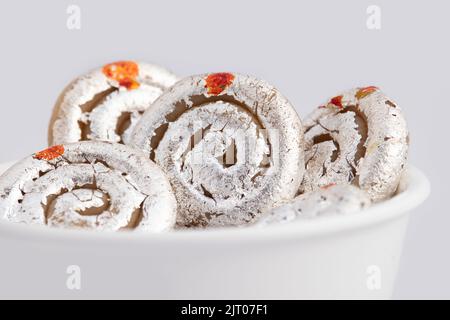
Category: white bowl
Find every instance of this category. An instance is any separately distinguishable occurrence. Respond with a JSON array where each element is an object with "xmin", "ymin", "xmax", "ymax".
[{"xmin": 0, "ymin": 162, "xmax": 429, "ymax": 299}]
